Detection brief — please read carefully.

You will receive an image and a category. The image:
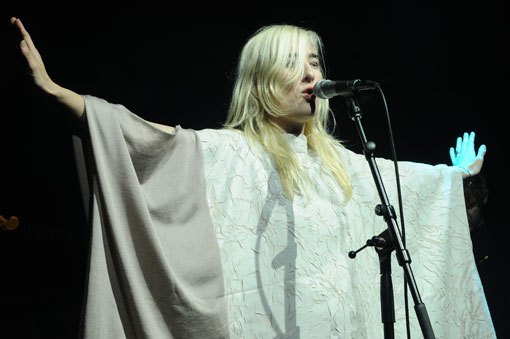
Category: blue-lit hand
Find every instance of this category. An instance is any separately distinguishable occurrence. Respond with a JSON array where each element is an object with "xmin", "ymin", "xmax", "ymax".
[{"xmin": 449, "ymin": 132, "xmax": 487, "ymax": 179}]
